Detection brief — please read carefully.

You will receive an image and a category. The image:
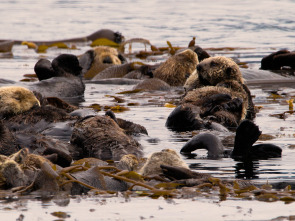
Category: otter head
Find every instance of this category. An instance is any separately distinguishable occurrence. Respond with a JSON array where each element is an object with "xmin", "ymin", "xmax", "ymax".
[
  {"xmin": 196, "ymin": 56, "xmax": 244, "ymax": 86},
  {"xmin": 79, "ymin": 46, "xmax": 125, "ymax": 79},
  {"xmin": 0, "ymin": 86, "xmax": 40, "ymax": 116},
  {"xmin": 140, "ymin": 149, "xmax": 189, "ymax": 176},
  {"xmin": 153, "ymin": 49, "xmax": 199, "ymax": 86},
  {"xmin": 93, "ymin": 46, "xmax": 123, "ymax": 65},
  {"xmin": 51, "ymin": 54, "xmax": 82, "ymax": 77}
]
